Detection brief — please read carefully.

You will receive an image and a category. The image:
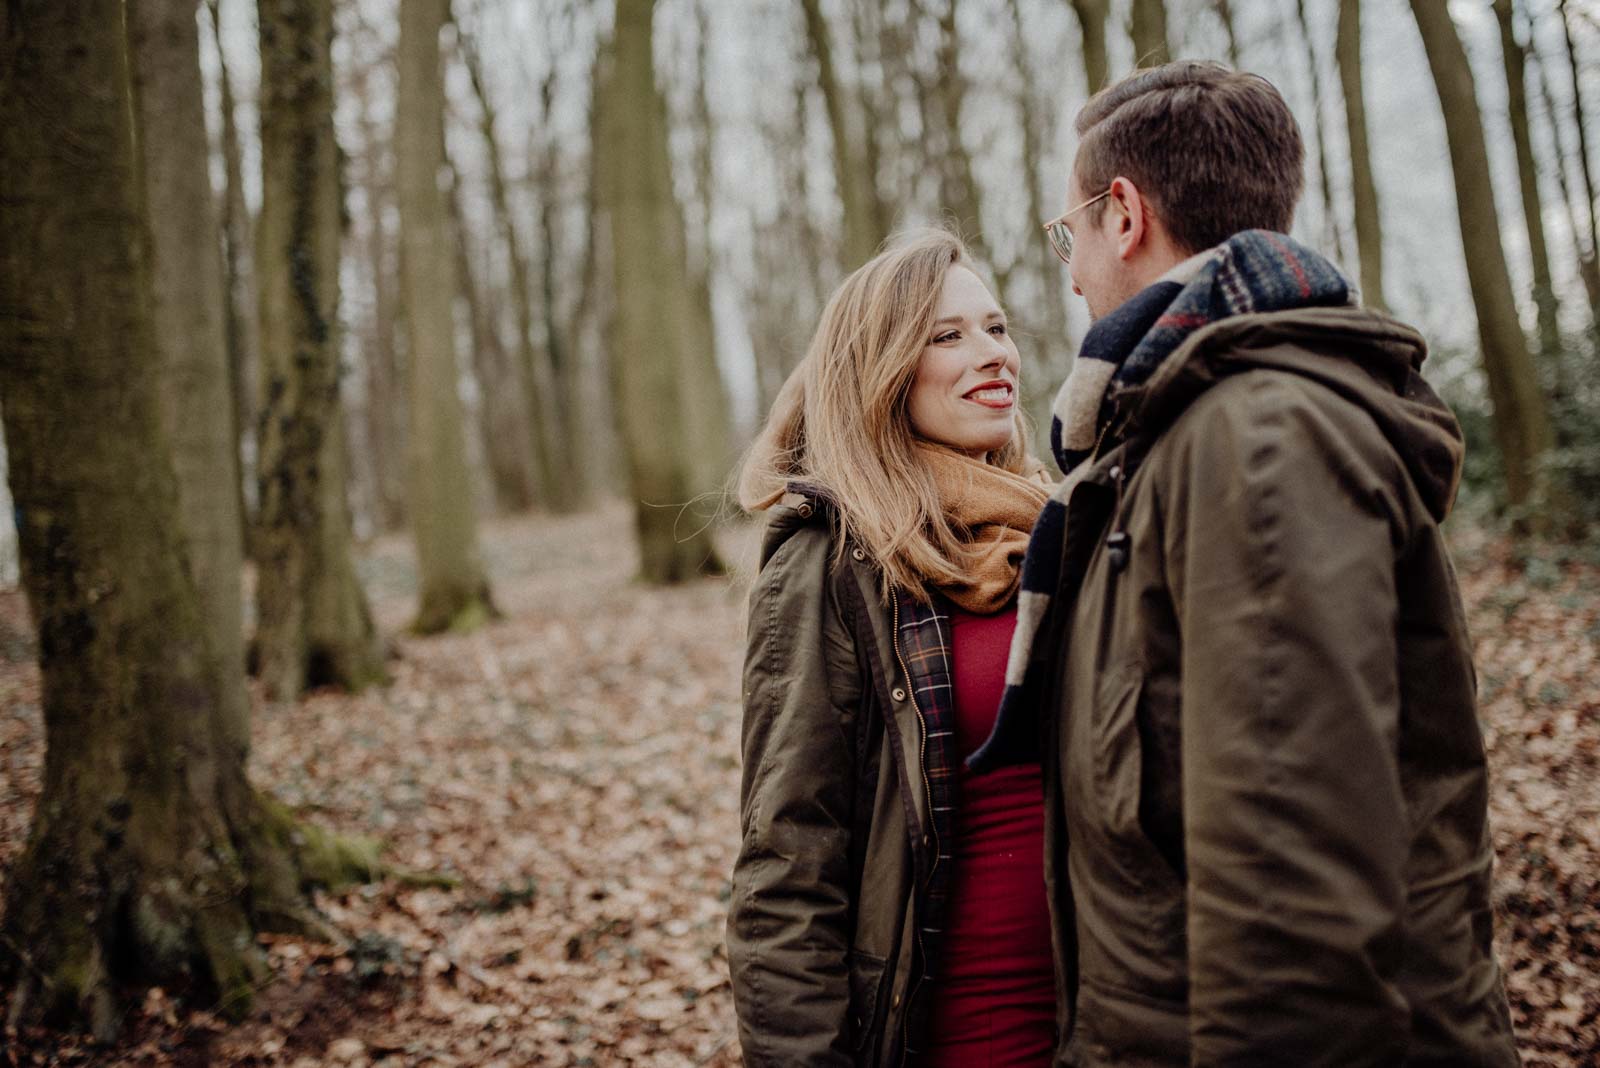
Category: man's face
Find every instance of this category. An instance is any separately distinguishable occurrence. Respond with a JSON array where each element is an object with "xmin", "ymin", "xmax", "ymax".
[{"xmin": 1064, "ymin": 169, "xmax": 1126, "ymax": 321}]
